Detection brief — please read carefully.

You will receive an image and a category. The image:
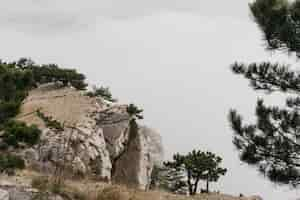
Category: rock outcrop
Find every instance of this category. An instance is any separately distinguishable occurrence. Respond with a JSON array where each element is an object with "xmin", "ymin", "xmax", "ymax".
[
  {"xmin": 16, "ymin": 84, "xmax": 164, "ymax": 189},
  {"xmin": 0, "ymin": 189, "xmax": 9, "ymax": 200},
  {"xmin": 113, "ymin": 126, "xmax": 163, "ymax": 189}
]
